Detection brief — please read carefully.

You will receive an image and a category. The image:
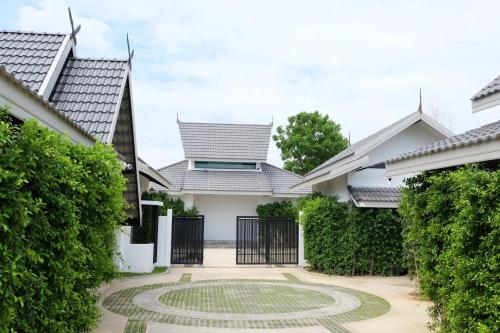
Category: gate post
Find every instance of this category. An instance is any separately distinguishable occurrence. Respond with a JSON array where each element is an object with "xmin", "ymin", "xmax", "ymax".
[
  {"xmin": 165, "ymin": 209, "xmax": 173, "ymax": 267},
  {"xmin": 298, "ymin": 211, "xmax": 305, "ymax": 267}
]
